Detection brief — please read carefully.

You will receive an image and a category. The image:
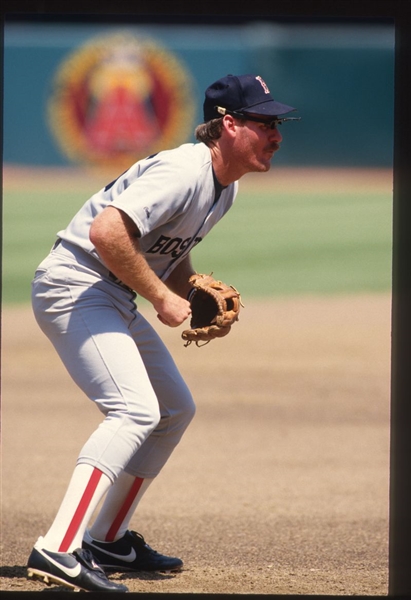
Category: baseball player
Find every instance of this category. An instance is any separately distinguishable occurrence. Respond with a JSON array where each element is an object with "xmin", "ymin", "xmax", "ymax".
[{"xmin": 27, "ymin": 73, "xmax": 299, "ymax": 592}]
